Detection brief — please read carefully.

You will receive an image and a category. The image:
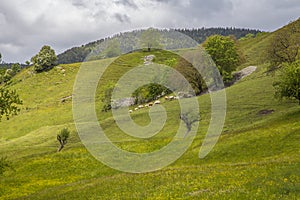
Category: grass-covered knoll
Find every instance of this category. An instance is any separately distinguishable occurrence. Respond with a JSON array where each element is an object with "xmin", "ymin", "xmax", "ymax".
[{"xmin": 0, "ymin": 45, "xmax": 300, "ymax": 198}]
